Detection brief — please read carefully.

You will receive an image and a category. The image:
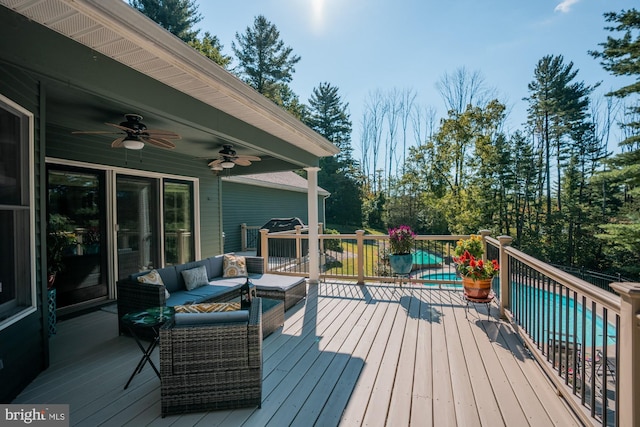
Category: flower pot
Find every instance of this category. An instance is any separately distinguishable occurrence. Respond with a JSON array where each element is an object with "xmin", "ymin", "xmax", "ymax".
[
  {"xmin": 389, "ymin": 253, "xmax": 413, "ymax": 275},
  {"xmin": 462, "ymin": 276, "xmax": 492, "ymax": 299}
]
